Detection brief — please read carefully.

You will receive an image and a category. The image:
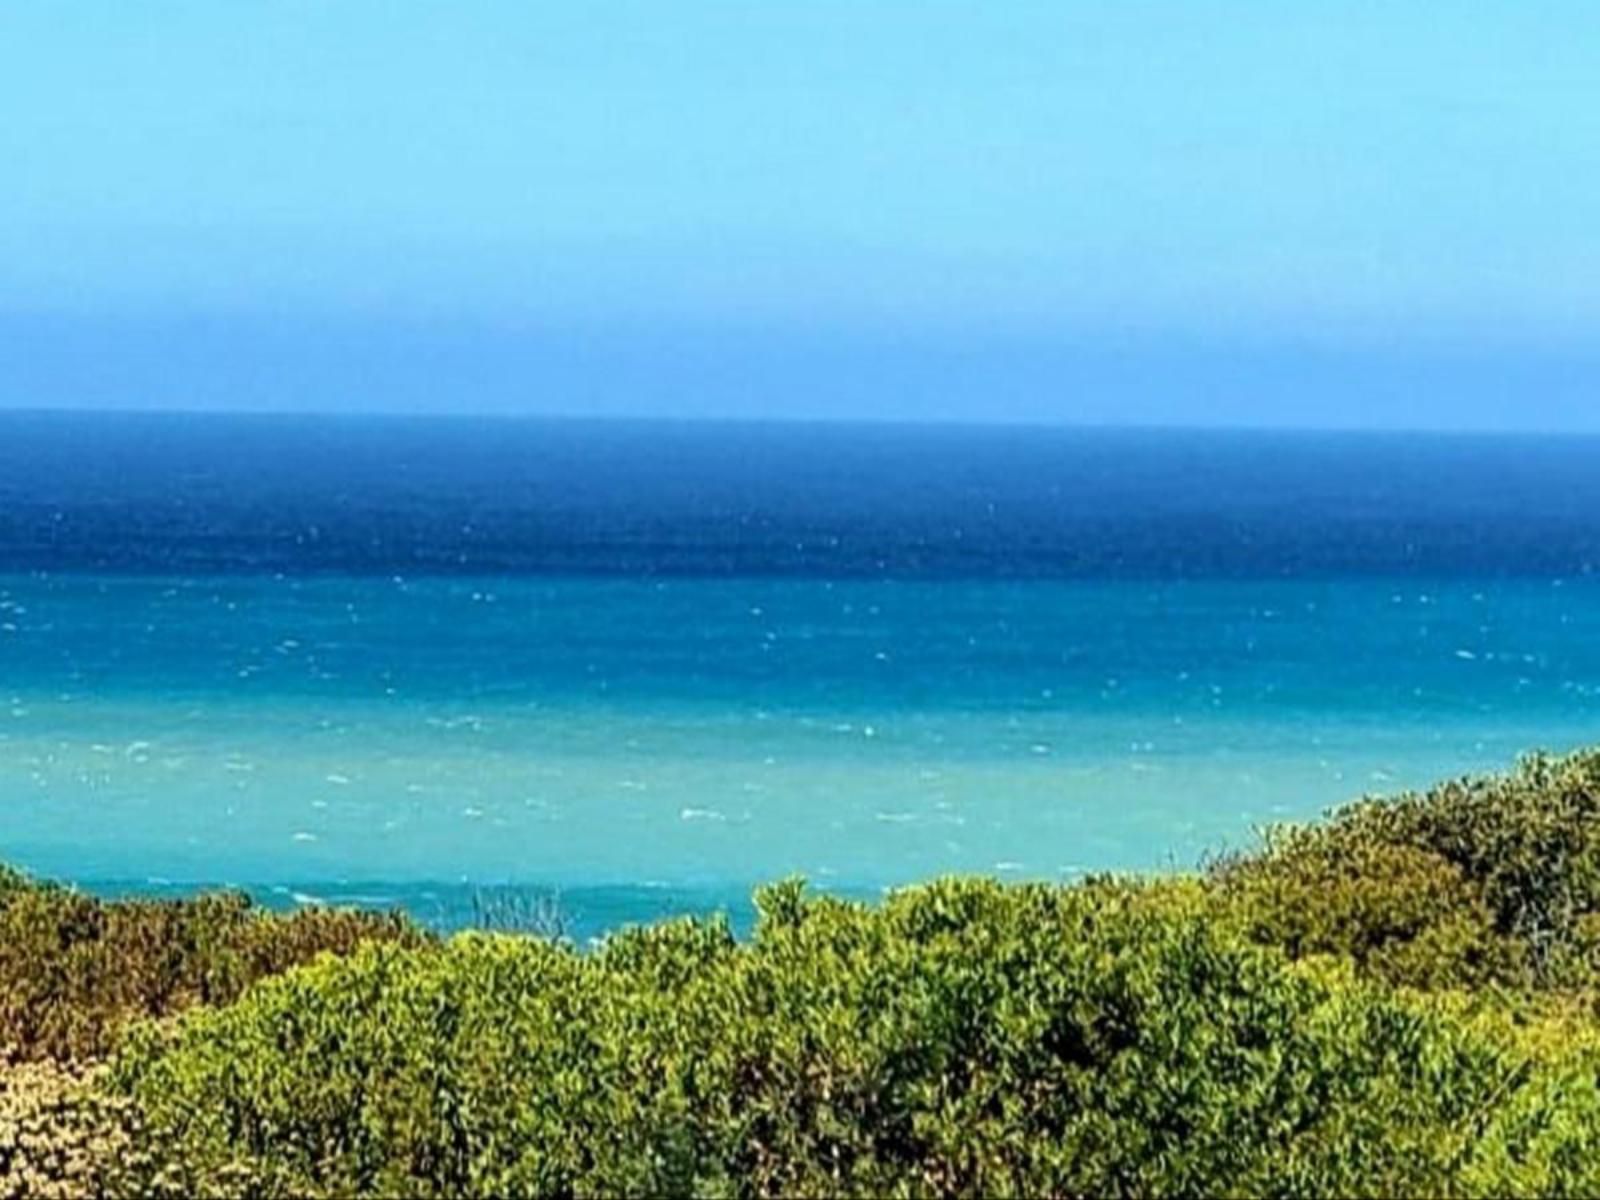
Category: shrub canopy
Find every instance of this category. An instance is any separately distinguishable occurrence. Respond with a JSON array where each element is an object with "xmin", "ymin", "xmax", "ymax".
[
  {"xmin": 1212, "ymin": 749, "xmax": 1600, "ymax": 989},
  {"xmin": 0, "ymin": 881, "xmax": 420, "ymax": 1061},
  {"xmin": 110, "ymin": 876, "xmax": 1600, "ymax": 1198}
]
